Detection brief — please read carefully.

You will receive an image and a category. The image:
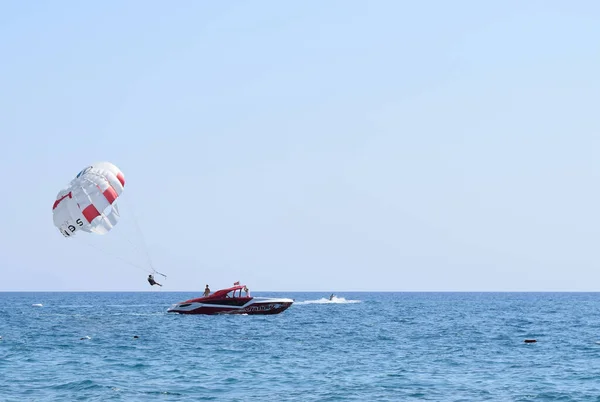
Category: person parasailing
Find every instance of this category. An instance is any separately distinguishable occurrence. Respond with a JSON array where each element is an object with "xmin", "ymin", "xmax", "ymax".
[
  {"xmin": 52, "ymin": 161, "xmax": 169, "ymax": 286},
  {"xmin": 148, "ymin": 274, "xmax": 162, "ymax": 287}
]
